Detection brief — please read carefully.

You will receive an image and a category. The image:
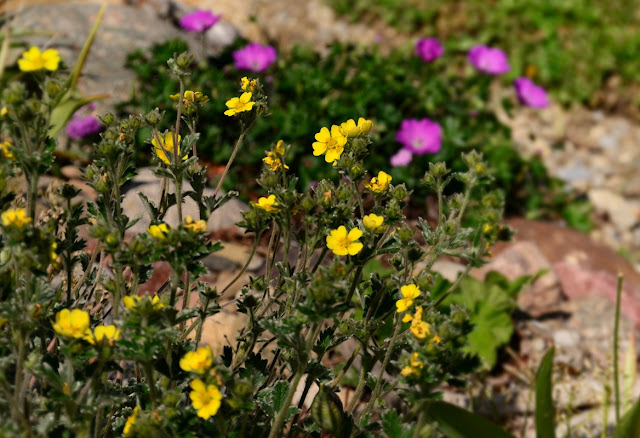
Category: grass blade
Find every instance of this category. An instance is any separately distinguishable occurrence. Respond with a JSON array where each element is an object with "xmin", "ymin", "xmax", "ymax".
[{"xmin": 535, "ymin": 347, "xmax": 556, "ymax": 438}]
